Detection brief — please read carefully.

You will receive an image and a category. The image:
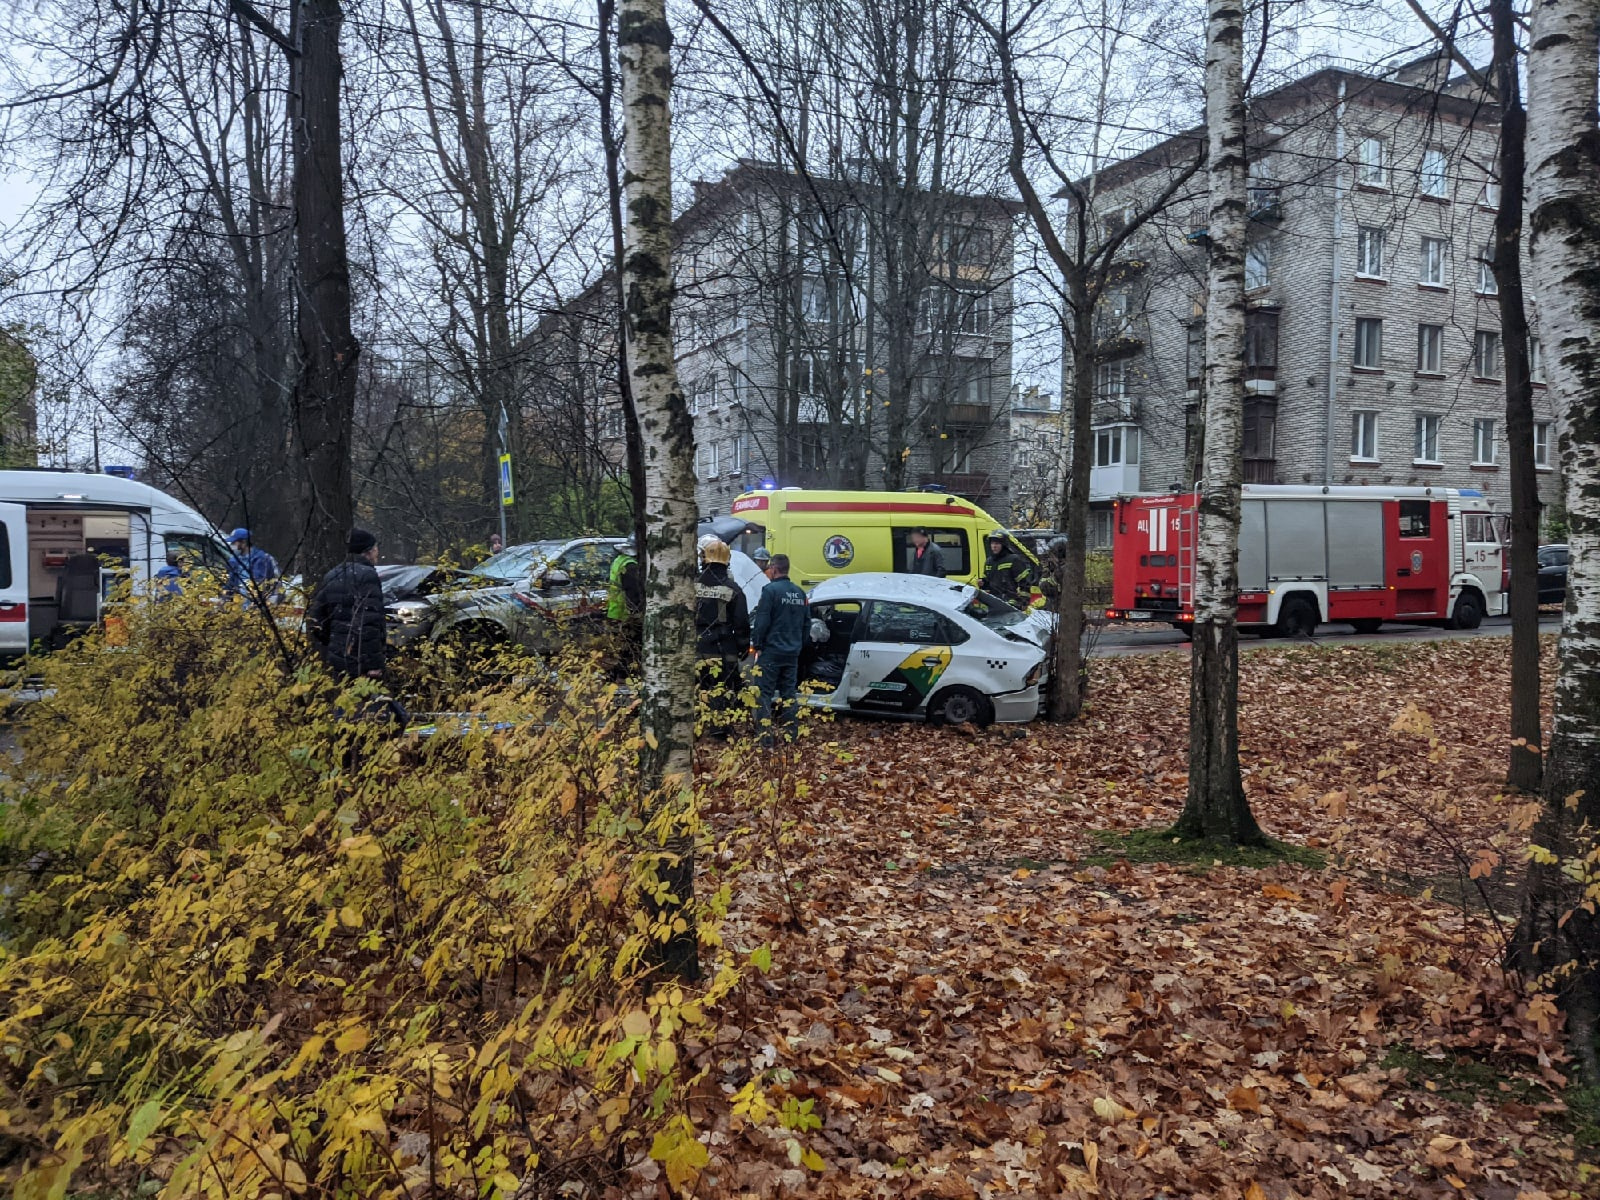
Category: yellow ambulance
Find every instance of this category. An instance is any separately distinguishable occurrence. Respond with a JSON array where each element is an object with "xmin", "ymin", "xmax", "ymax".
[{"xmin": 725, "ymin": 488, "xmax": 1040, "ymax": 590}]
